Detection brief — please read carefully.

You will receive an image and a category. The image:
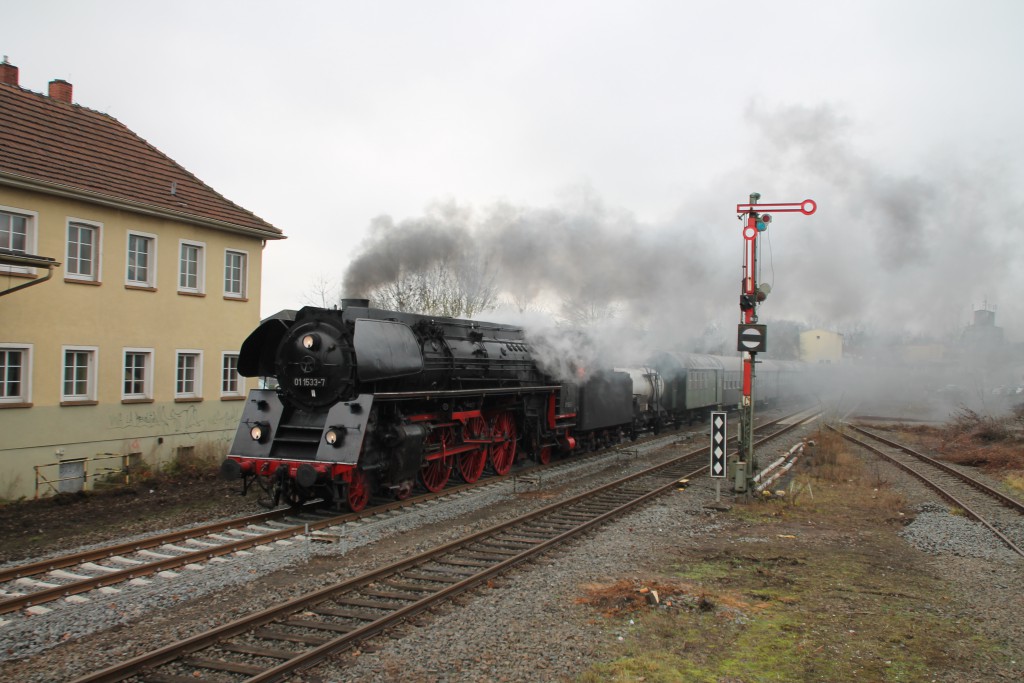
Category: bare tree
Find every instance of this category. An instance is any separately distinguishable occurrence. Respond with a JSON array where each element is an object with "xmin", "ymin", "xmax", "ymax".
[
  {"xmin": 557, "ymin": 296, "xmax": 619, "ymax": 326},
  {"xmin": 365, "ymin": 252, "xmax": 499, "ymax": 318},
  {"xmin": 301, "ymin": 273, "xmax": 341, "ymax": 309},
  {"xmin": 457, "ymin": 255, "xmax": 499, "ymax": 318},
  {"xmin": 503, "ymin": 293, "xmax": 544, "ymax": 314}
]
